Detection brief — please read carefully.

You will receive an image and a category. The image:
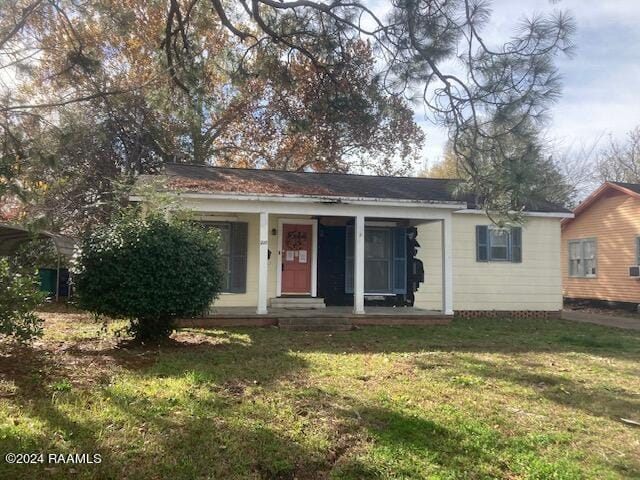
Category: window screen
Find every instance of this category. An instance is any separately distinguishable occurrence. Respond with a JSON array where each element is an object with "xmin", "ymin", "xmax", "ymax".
[
  {"xmin": 476, "ymin": 225, "xmax": 522, "ymax": 263},
  {"xmin": 199, "ymin": 221, "xmax": 247, "ymax": 293},
  {"xmin": 568, "ymin": 239, "xmax": 596, "ymax": 278},
  {"xmin": 489, "ymin": 228, "xmax": 510, "ymax": 261}
]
